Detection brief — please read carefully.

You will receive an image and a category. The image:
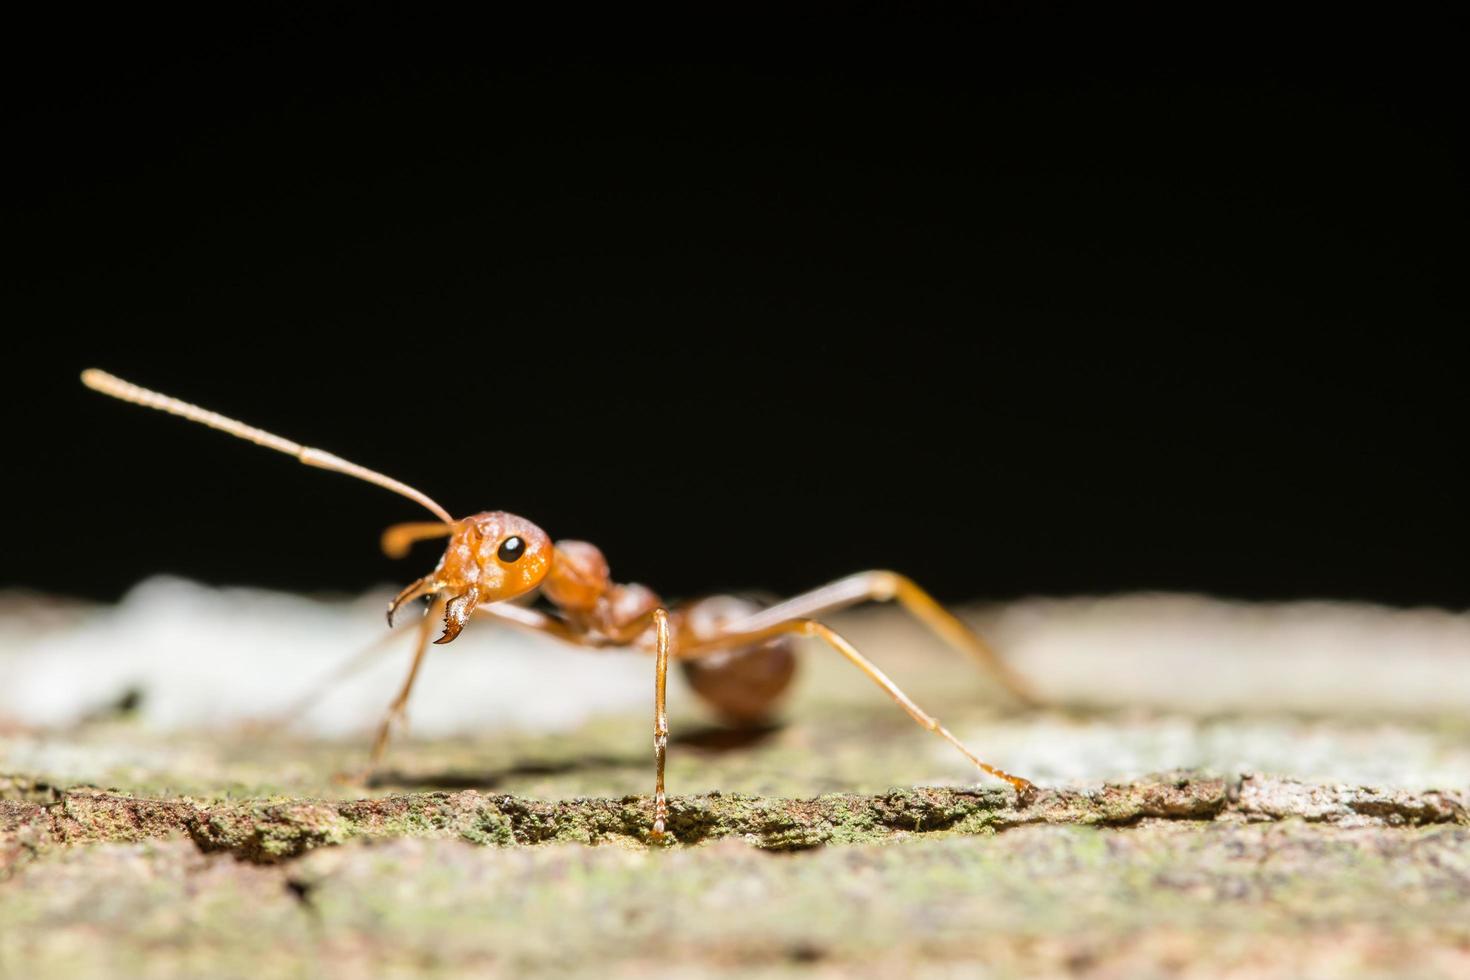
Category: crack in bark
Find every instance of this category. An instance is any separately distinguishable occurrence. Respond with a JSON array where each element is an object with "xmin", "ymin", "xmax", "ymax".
[{"xmin": 2, "ymin": 771, "xmax": 1465, "ymax": 873}]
